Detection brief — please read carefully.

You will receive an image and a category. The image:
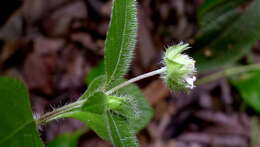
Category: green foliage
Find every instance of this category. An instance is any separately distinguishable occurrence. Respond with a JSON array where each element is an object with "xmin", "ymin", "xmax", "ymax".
[
  {"xmin": 61, "ymin": 76, "xmax": 153, "ymax": 144},
  {"xmin": 107, "ymin": 78, "xmax": 153, "ymax": 132},
  {"xmin": 60, "ymin": 76, "xmax": 153, "ymax": 143},
  {"xmin": 47, "ymin": 130, "xmax": 85, "ymax": 147},
  {"xmin": 104, "ymin": 0, "xmax": 137, "ymax": 85},
  {"xmin": 75, "ymin": 1, "xmax": 152, "ymax": 145},
  {"xmin": 60, "ymin": 110, "xmax": 110, "ymax": 141},
  {"xmin": 79, "ymin": 0, "xmax": 154, "ymax": 137},
  {"xmin": 192, "ymin": 0, "xmax": 260, "ymax": 71},
  {"xmin": 198, "ymin": 0, "xmax": 244, "ymax": 22},
  {"xmin": 81, "ymin": 75, "xmax": 106, "ymax": 99},
  {"xmin": 82, "ymin": 92, "xmax": 107, "ymax": 114},
  {"xmin": 0, "ymin": 0, "xmax": 201, "ymax": 146},
  {"xmin": 231, "ymin": 70, "xmax": 260, "ymax": 112},
  {"xmin": 105, "ymin": 111, "xmax": 138, "ymax": 147},
  {"xmin": 0, "ymin": 77, "xmax": 43, "ymax": 147},
  {"xmin": 107, "ymin": 95, "xmax": 124, "ymax": 110},
  {"xmin": 60, "ymin": 77, "xmax": 110, "ymax": 140}
]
